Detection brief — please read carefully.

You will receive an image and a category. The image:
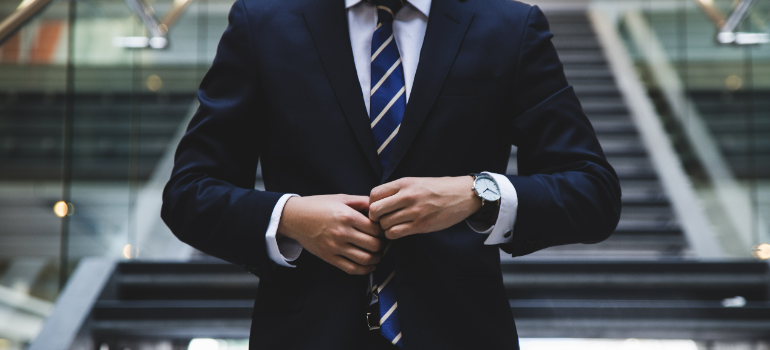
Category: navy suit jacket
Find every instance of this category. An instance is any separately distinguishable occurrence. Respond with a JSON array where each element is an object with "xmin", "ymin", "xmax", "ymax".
[{"xmin": 161, "ymin": 0, "xmax": 621, "ymax": 348}]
